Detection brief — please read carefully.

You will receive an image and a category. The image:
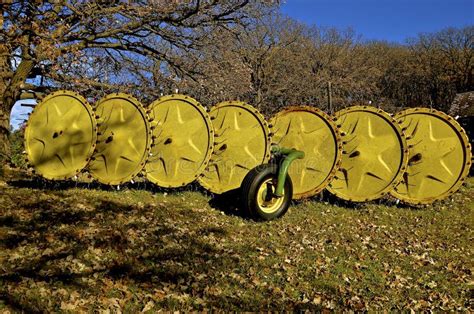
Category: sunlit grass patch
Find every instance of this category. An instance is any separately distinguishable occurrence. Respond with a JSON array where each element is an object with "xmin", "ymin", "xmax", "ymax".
[{"xmin": 0, "ymin": 176, "xmax": 472, "ymax": 311}]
